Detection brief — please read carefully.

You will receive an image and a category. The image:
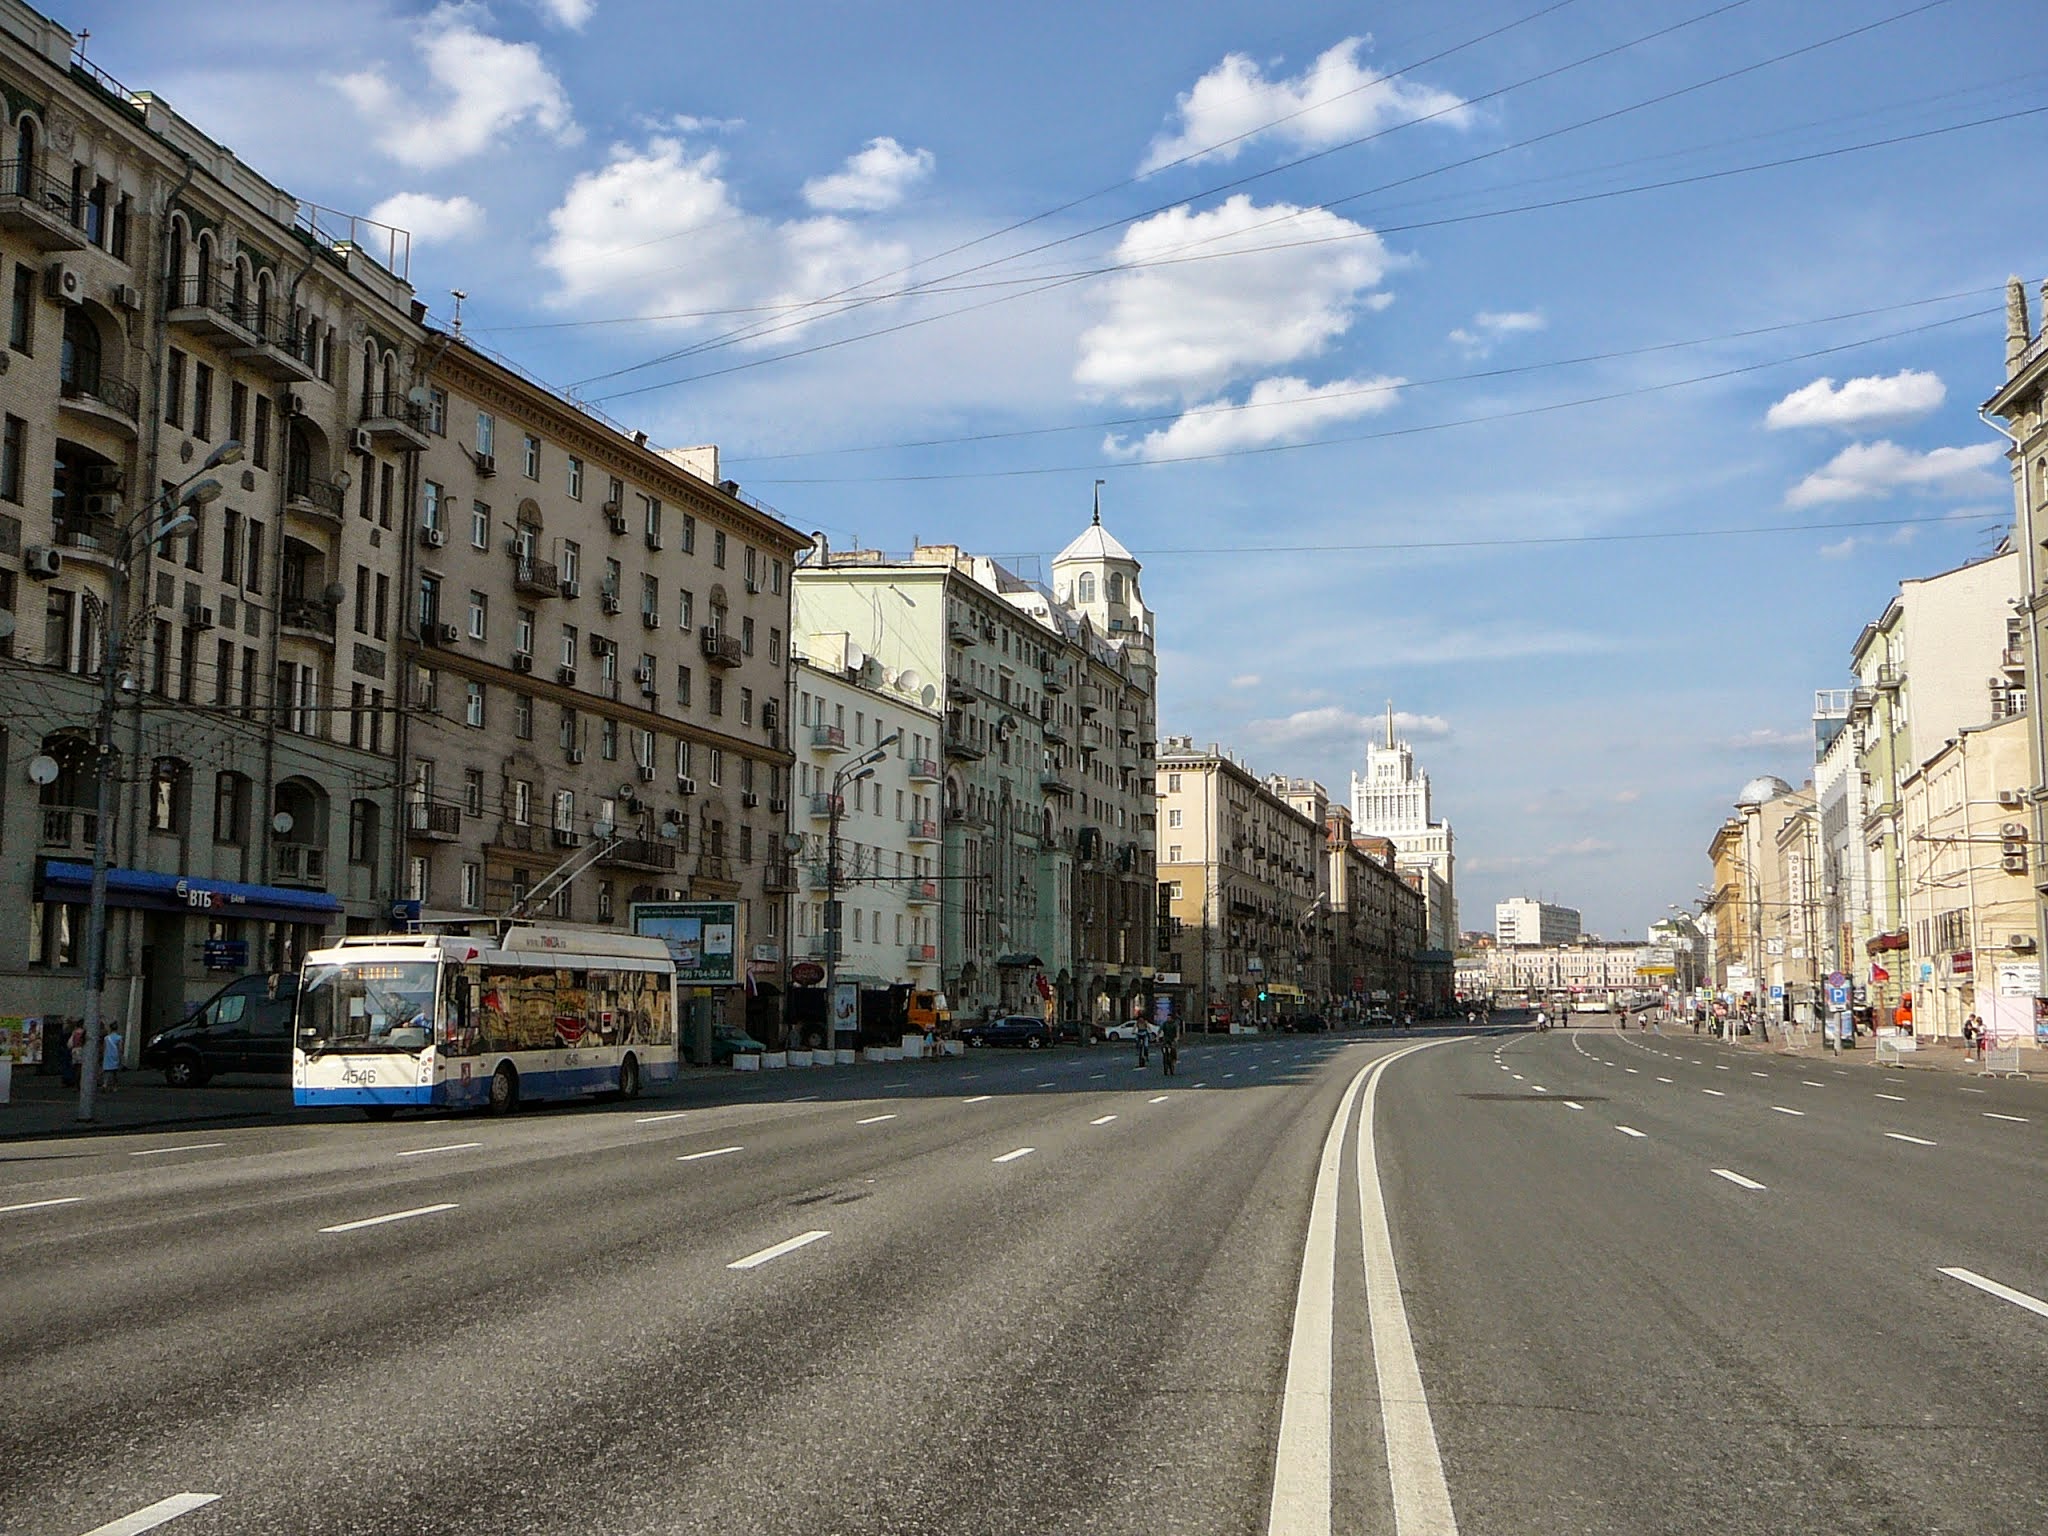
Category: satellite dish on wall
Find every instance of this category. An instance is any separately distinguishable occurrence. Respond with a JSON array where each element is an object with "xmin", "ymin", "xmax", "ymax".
[
  {"xmin": 920, "ymin": 684, "xmax": 938, "ymax": 709},
  {"xmin": 27, "ymin": 754, "xmax": 58, "ymax": 786},
  {"xmin": 897, "ymin": 668, "xmax": 923, "ymax": 698}
]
